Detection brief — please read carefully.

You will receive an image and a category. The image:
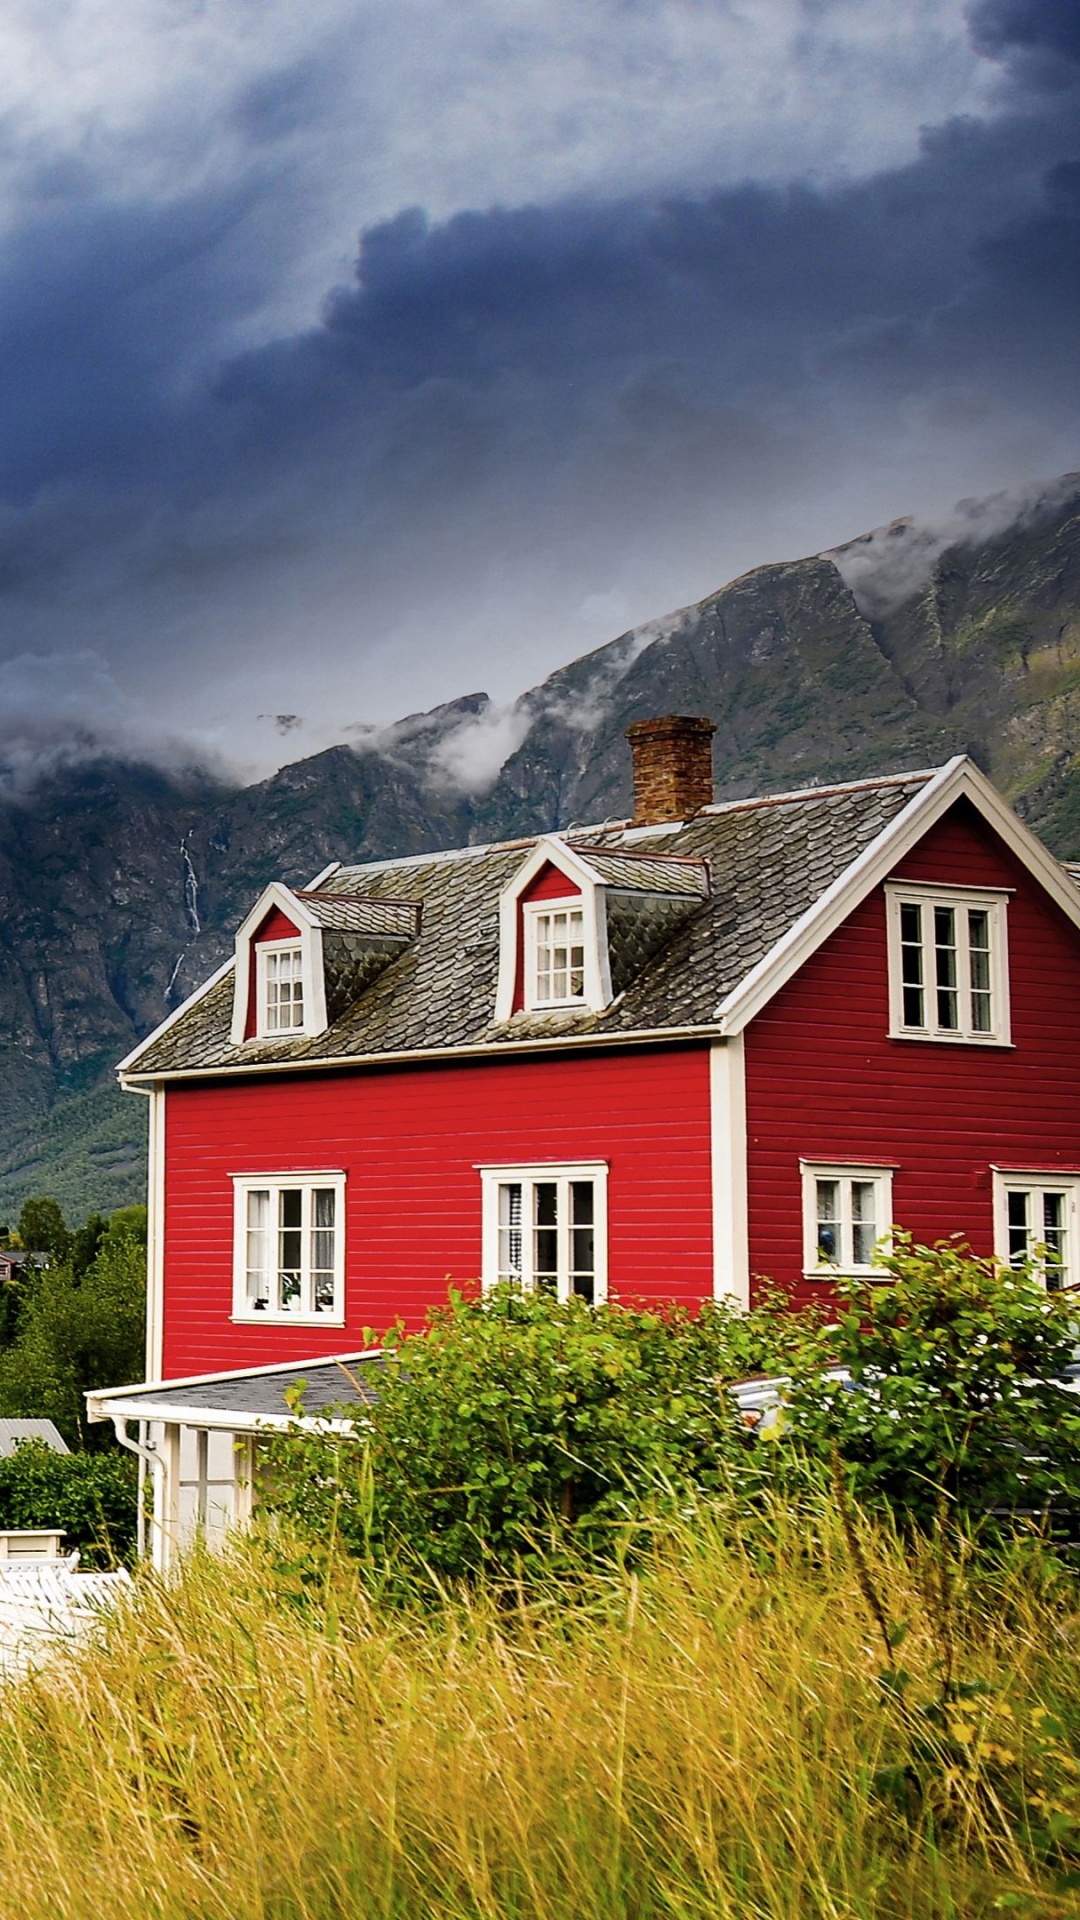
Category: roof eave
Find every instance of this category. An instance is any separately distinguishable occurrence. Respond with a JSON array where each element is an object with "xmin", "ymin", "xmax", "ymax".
[{"xmin": 118, "ymin": 1020, "xmax": 727, "ymax": 1088}]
